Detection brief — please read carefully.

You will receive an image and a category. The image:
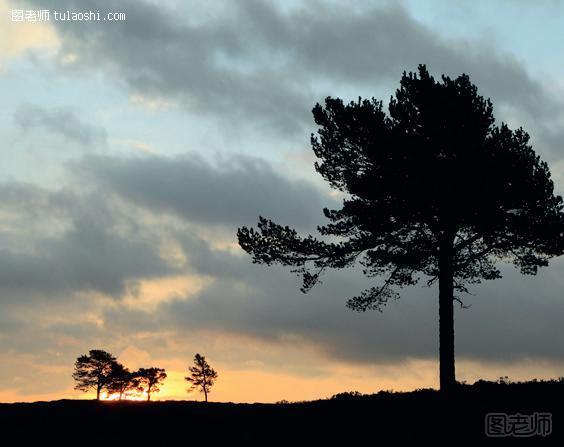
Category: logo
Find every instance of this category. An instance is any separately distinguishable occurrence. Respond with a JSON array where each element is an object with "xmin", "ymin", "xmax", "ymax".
[{"xmin": 485, "ymin": 412, "xmax": 552, "ymax": 437}]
